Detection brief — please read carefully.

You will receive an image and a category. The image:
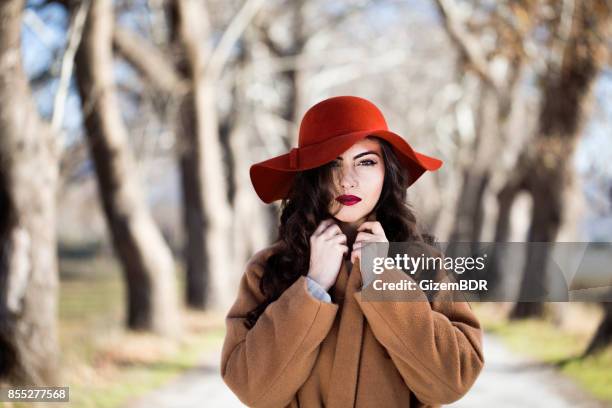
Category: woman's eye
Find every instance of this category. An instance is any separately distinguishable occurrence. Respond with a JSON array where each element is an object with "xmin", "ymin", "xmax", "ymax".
[
  {"xmin": 330, "ymin": 159, "xmax": 376, "ymax": 168},
  {"xmin": 358, "ymin": 159, "xmax": 377, "ymax": 166}
]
